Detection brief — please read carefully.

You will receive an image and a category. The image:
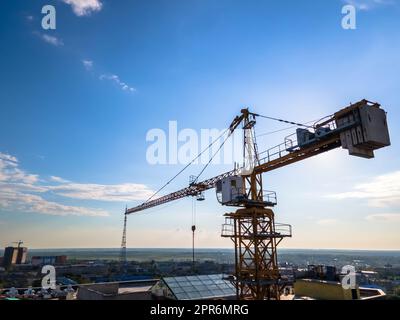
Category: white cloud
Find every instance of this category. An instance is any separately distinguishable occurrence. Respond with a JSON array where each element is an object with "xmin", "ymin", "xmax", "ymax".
[
  {"xmin": 81, "ymin": 62, "xmax": 136, "ymax": 94},
  {"xmin": 0, "ymin": 190, "xmax": 108, "ymax": 217},
  {"xmin": 366, "ymin": 213, "xmax": 400, "ymax": 222},
  {"xmin": 50, "ymin": 176, "xmax": 70, "ymax": 183},
  {"xmin": 0, "ymin": 152, "xmax": 153, "ymax": 217},
  {"xmin": 328, "ymin": 171, "xmax": 400, "ymax": 207},
  {"xmin": 40, "ymin": 34, "xmax": 64, "ymax": 46},
  {"xmin": 100, "ymin": 74, "xmax": 136, "ymax": 92},
  {"xmin": 0, "ymin": 182, "xmax": 48, "ymax": 193},
  {"xmin": 63, "ymin": 0, "xmax": 103, "ymax": 16},
  {"xmin": 0, "ymin": 152, "xmax": 18, "ymax": 163},
  {"xmin": 49, "ymin": 183, "xmax": 153, "ymax": 202},
  {"xmin": 316, "ymin": 219, "xmax": 337, "ymax": 226},
  {"xmin": 343, "ymin": 0, "xmax": 395, "ymax": 11},
  {"xmin": 82, "ymin": 59, "xmax": 93, "ymax": 70},
  {"xmin": 0, "ymin": 153, "xmax": 38, "ymax": 184}
]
